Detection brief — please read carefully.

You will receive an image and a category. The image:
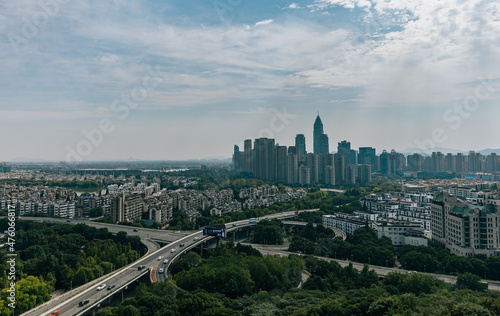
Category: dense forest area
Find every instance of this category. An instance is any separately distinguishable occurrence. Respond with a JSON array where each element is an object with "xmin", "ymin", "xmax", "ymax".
[
  {"xmin": 0, "ymin": 220, "xmax": 142, "ymax": 314},
  {"xmin": 92, "ymin": 243, "xmax": 500, "ymax": 316}
]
